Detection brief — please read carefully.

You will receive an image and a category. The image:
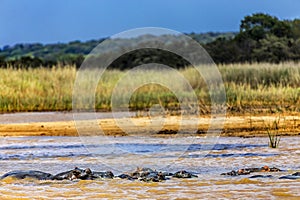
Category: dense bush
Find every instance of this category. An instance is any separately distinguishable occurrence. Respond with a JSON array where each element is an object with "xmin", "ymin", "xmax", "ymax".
[{"xmin": 205, "ymin": 13, "xmax": 300, "ymax": 64}]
